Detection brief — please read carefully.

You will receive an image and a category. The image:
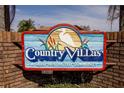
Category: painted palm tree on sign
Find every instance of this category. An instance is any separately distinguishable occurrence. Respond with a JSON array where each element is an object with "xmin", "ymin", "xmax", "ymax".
[{"xmin": 107, "ymin": 5, "xmax": 120, "ymax": 31}]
